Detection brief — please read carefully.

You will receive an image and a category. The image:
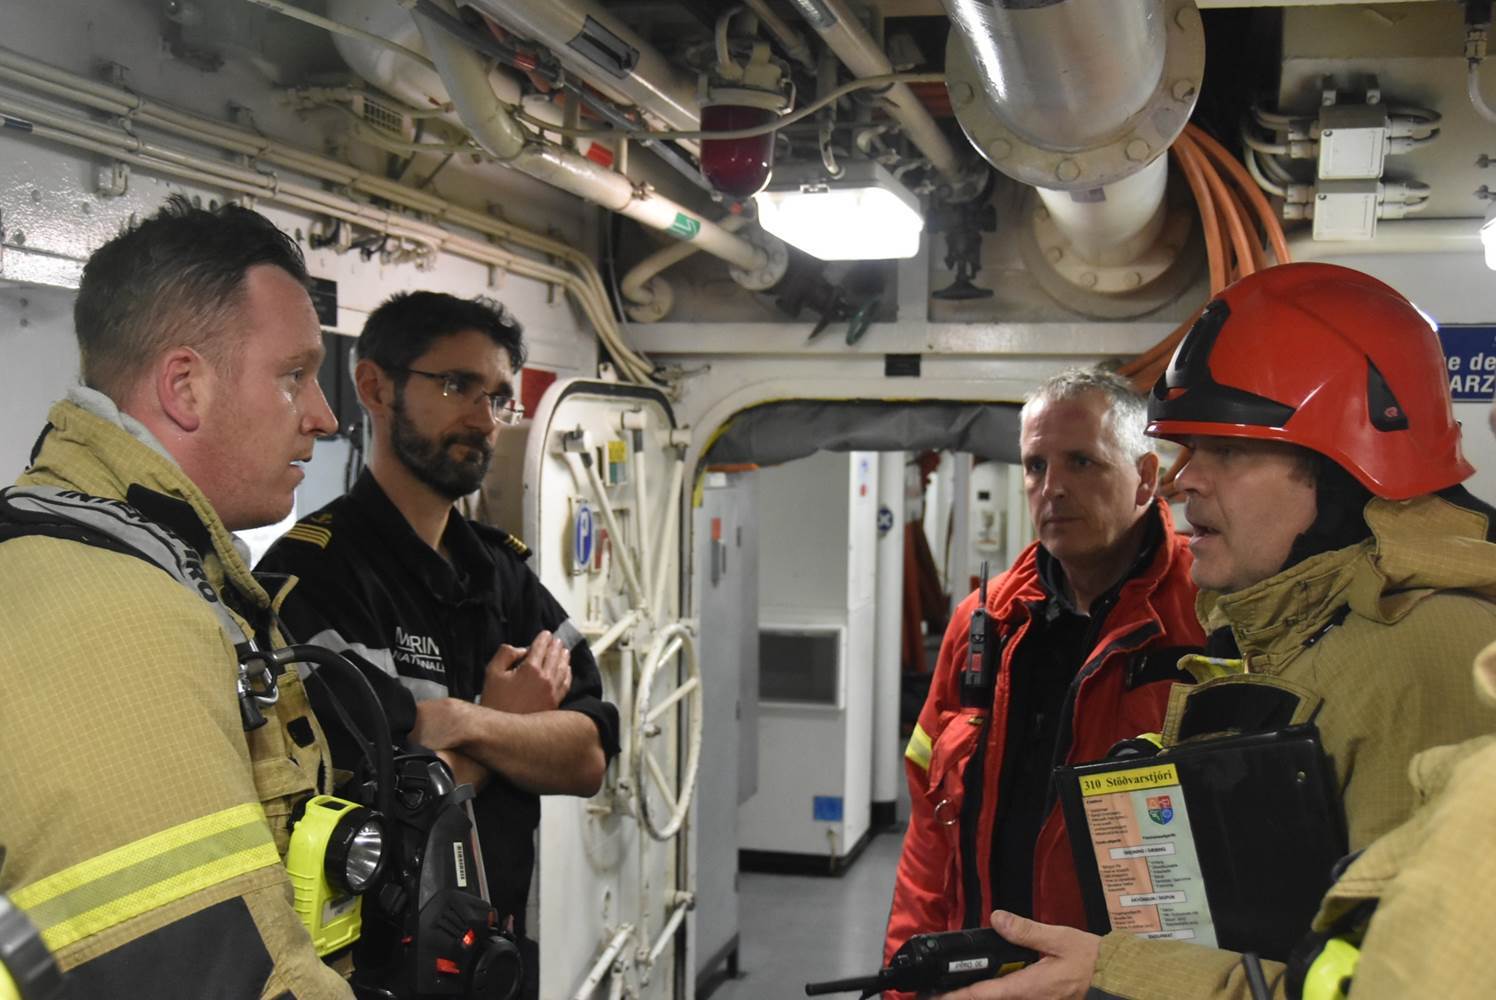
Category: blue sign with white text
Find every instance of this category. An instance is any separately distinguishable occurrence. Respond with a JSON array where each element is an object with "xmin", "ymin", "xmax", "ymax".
[
  {"xmin": 1438, "ymin": 325, "xmax": 1496, "ymax": 402},
  {"xmin": 573, "ymin": 502, "xmax": 595, "ymax": 570}
]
